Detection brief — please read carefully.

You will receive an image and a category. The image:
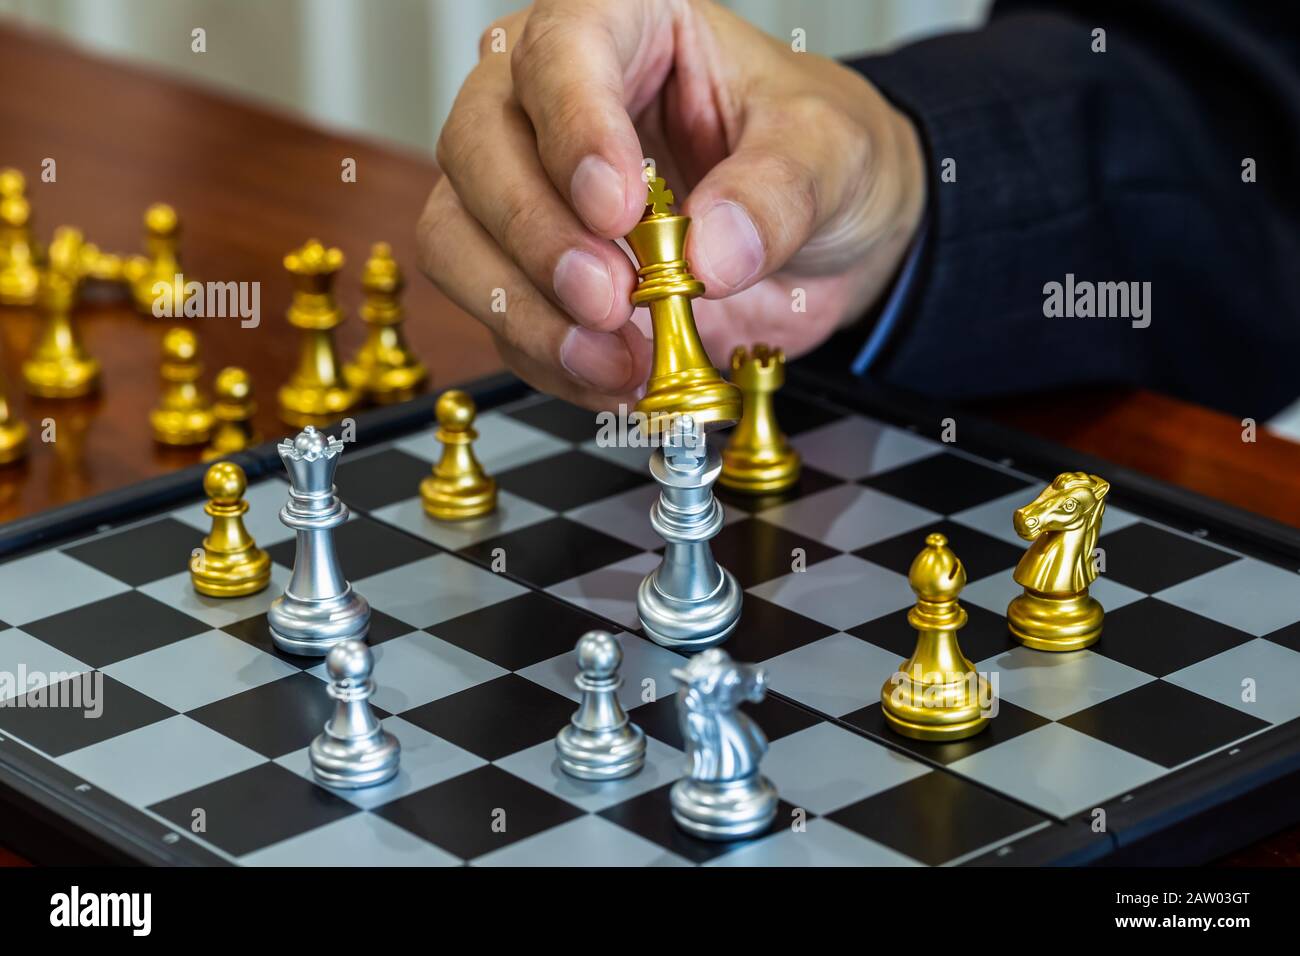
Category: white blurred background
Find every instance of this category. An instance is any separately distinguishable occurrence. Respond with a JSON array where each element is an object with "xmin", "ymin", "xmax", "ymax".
[{"xmin": 0, "ymin": 0, "xmax": 990, "ymax": 154}]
